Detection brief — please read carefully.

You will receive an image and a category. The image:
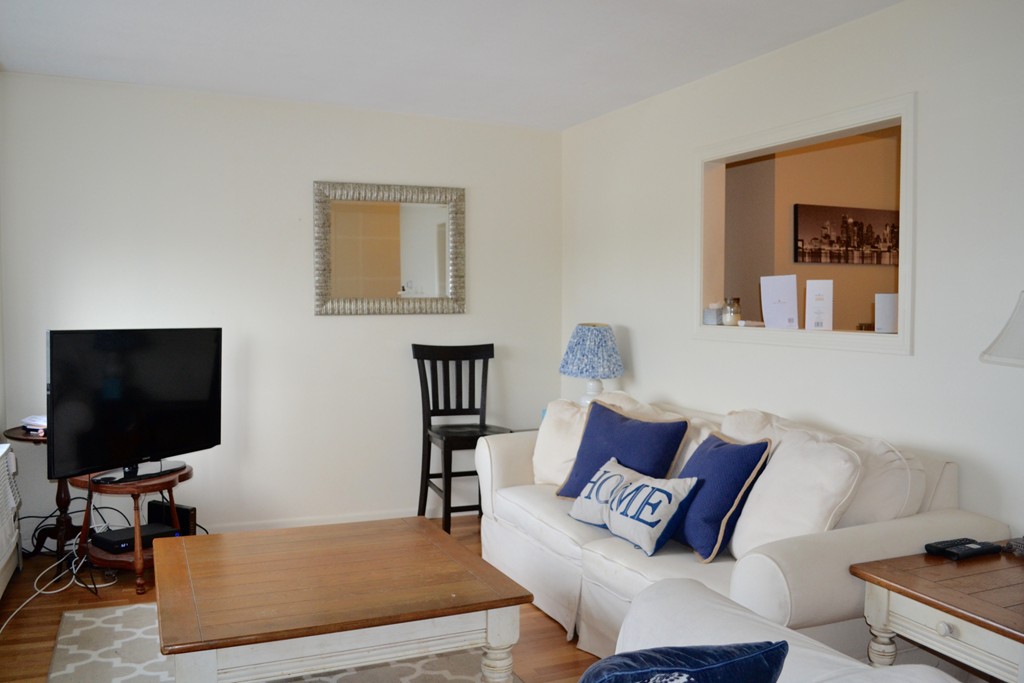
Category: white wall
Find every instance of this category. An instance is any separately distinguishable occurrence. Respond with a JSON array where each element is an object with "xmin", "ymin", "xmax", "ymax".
[
  {"xmin": 562, "ymin": 0, "xmax": 1024, "ymax": 531},
  {"xmin": 0, "ymin": 73, "xmax": 563, "ymax": 538}
]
